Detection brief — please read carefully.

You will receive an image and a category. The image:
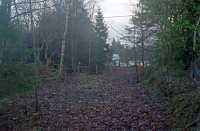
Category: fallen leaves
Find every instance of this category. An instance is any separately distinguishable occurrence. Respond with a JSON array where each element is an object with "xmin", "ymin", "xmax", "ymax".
[{"xmin": 1, "ymin": 69, "xmax": 168, "ymax": 130}]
